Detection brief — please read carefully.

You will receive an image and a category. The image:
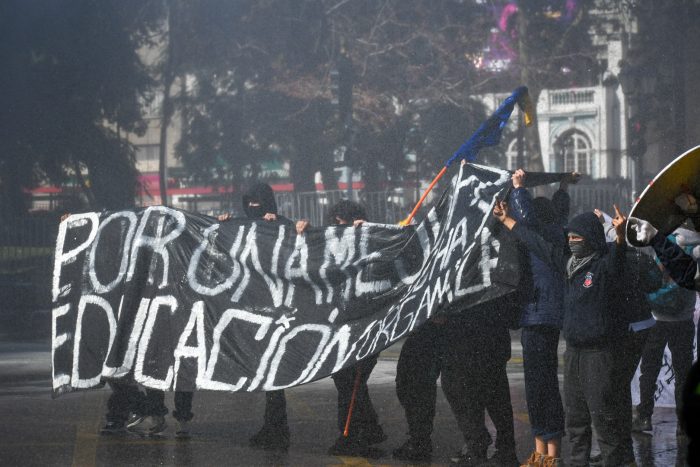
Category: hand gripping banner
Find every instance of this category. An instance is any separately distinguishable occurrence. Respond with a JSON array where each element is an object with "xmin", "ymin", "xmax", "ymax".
[{"xmin": 51, "ymin": 163, "xmax": 524, "ymax": 397}]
